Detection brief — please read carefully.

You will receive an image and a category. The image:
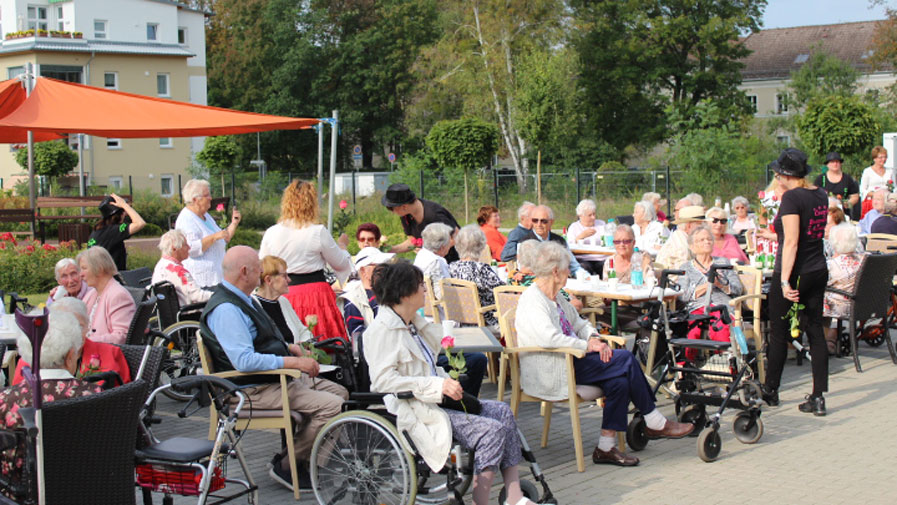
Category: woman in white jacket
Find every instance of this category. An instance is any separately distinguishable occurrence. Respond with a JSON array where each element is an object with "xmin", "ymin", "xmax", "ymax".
[{"xmin": 364, "ymin": 260, "xmax": 534, "ymax": 505}]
